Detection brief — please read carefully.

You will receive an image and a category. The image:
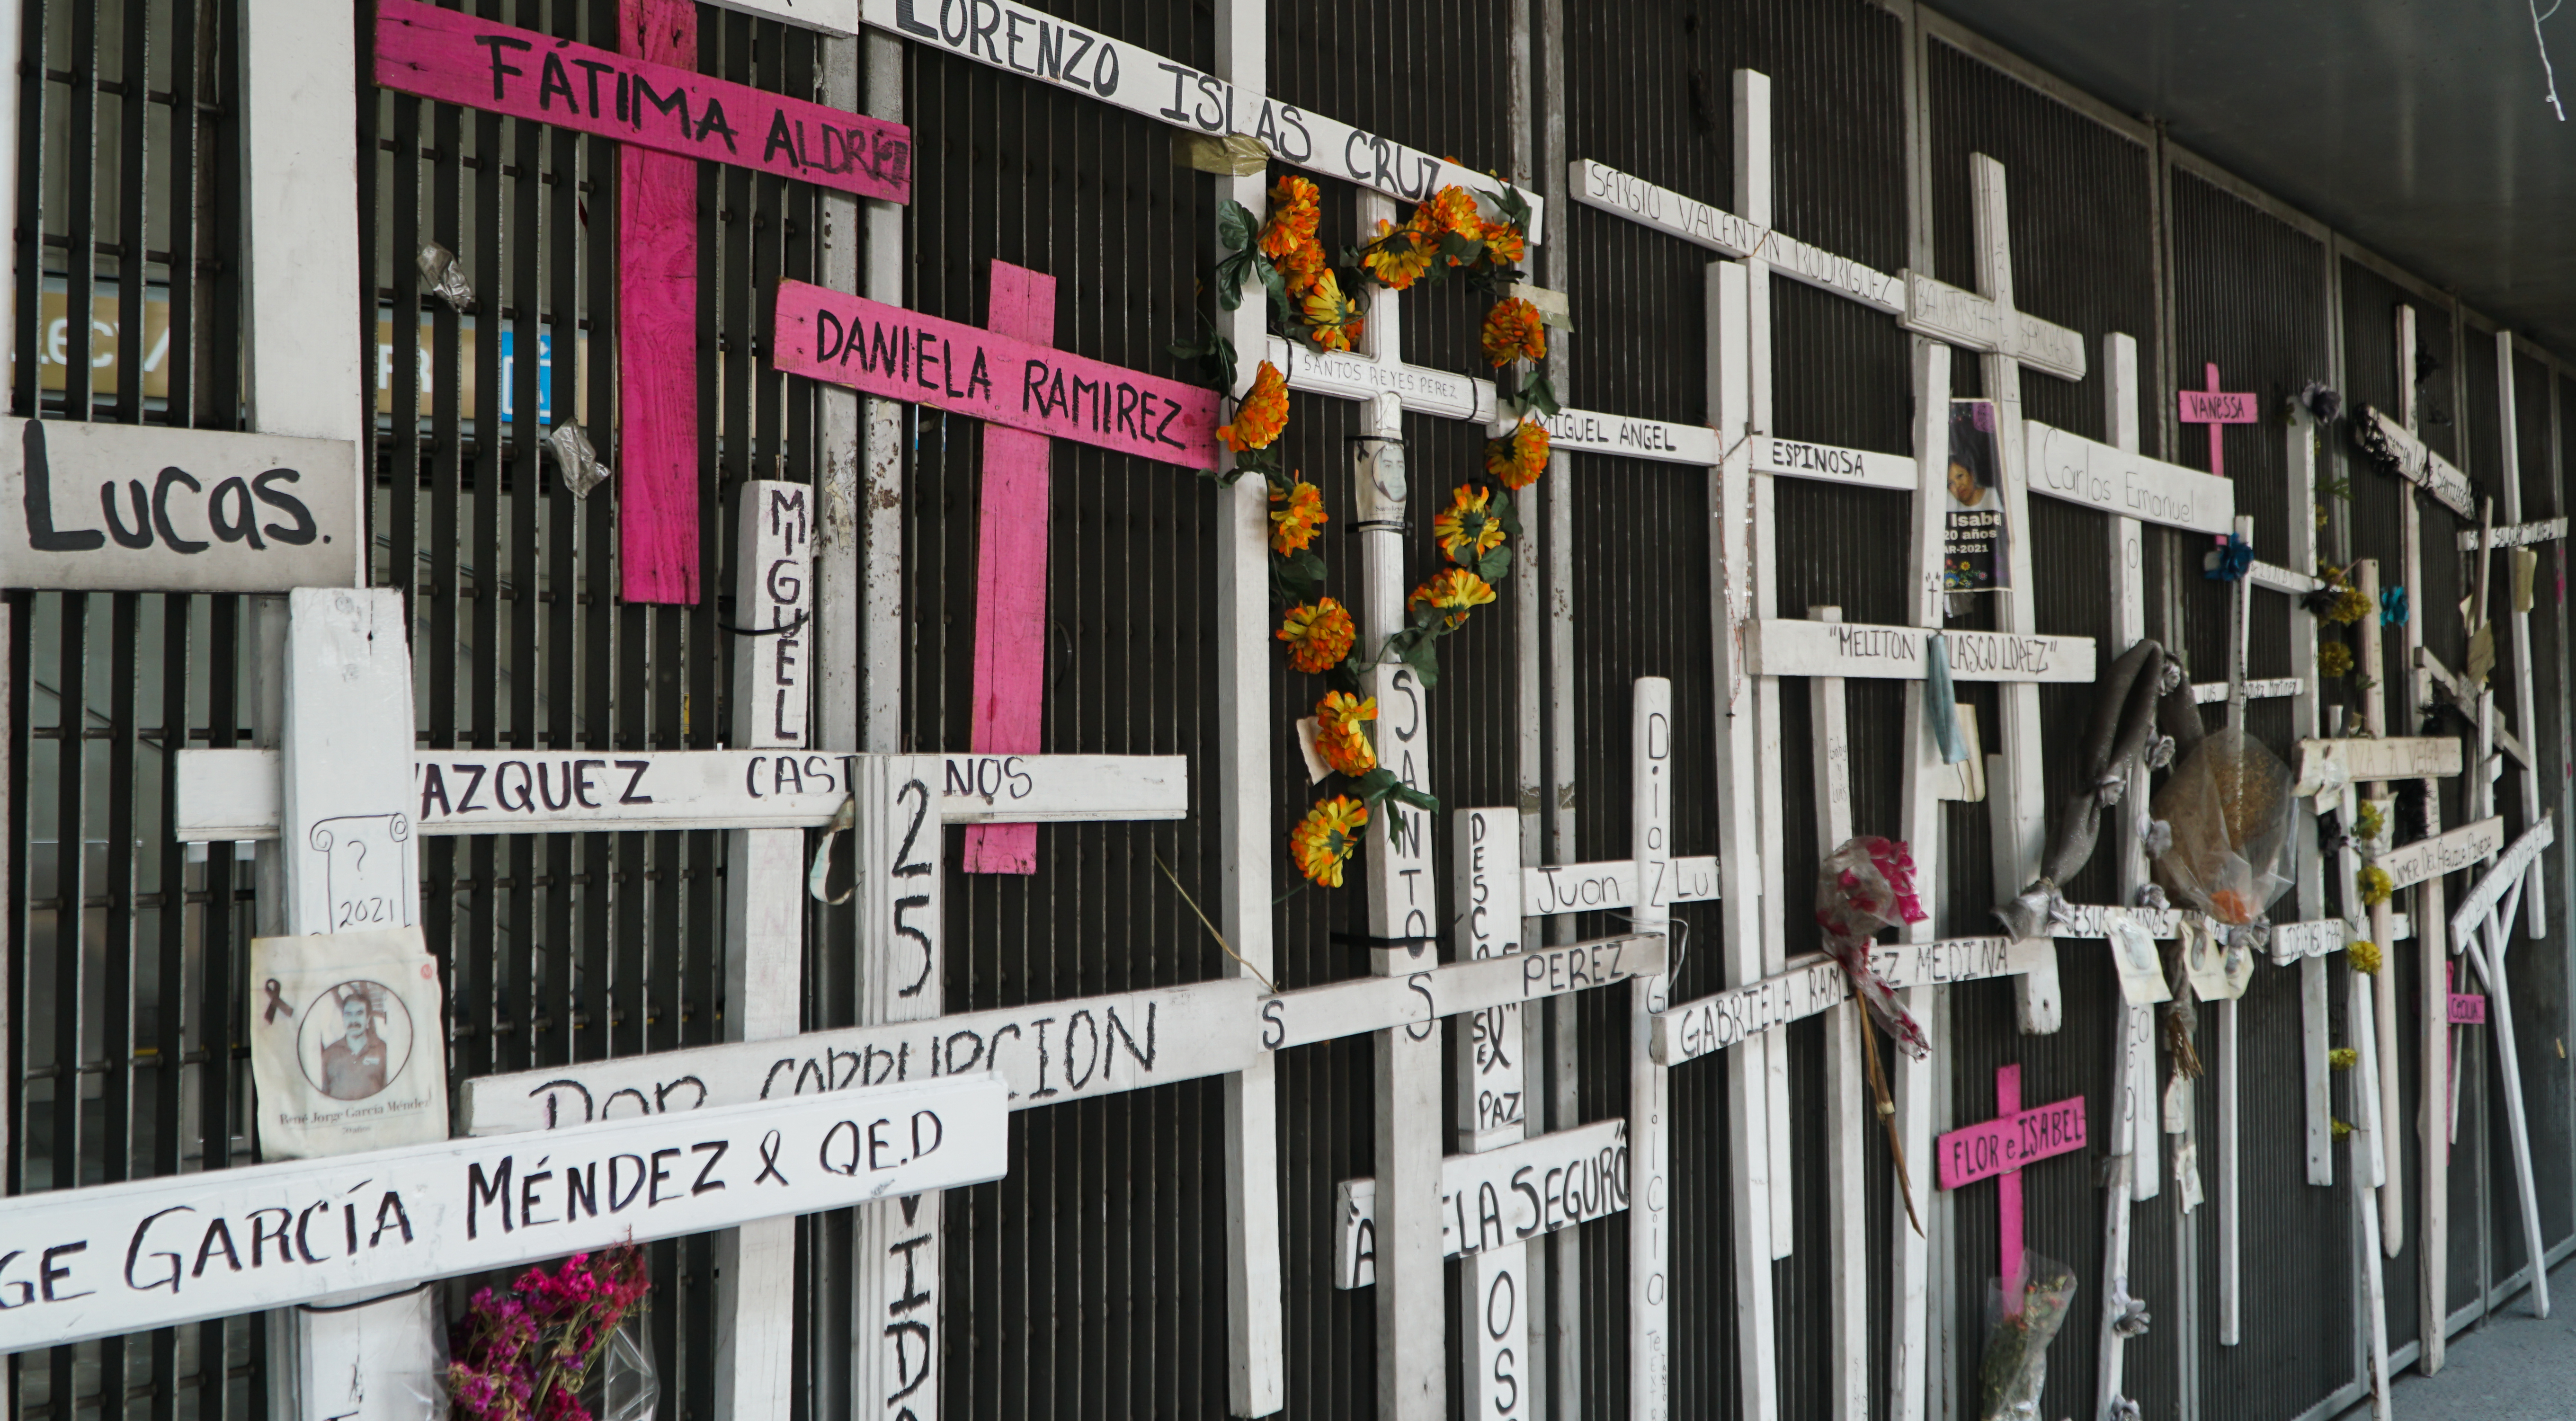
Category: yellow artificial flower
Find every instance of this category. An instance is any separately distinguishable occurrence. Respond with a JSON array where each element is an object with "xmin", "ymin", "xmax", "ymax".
[
  {"xmin": 1313, "ymin": 690, "xmax": 1379, "ymax": 776},
  {"xmin": 1291, "ymin": 795, "xmax": 1371, "ymax": 887},
  {"xmin": 1276, "ymin": 598, "xmax": 1357, "ymax": 674},
  {"xmin": 2321, "ymin": 584, "xmax": 2372, "ymax": 625},
  {"xmin": 1221, "ymin": 361, "xmax": 1290, "ymax": 453},
  {"xmin": 1361, "ymin": 219, "xmax": 1436, "ymax": 291},
  {"xmin": 1269, "ymin": 478, "xmax": 1328, "ymax": 555},
  {"xmin": 2328, "ymin": 1047, "xmax": 2359, "ymax": 1069},
  {"xmin": 1433, "ymin": 483, "xmax": 1504, "ymax": 564},
  {"xmin": 1274, "ymin": 238, "xmax": 1327, "ymax": 296},
  {"xmin": 1479, "ymin": 218, "xmax": 1526, "ymax": 267},
  {"xmin": 2347, "ymin": 936, "xmax": 2384, "ymax": 973},
  {"xmin": 1486, "ymin": 417, "xmax": 1551, "ymax": 490},
  {"xmin": 1409, "ymin": 567, "xmax": 1498, "ymax": 628},
  {"xmin": 2318, "ymin": 640, "xmax": 2354, "ymax": 676},
  {"xmin": 2357, "ymin": 866, "xmax": 2393, "ymax": 910},
  {"xmin": 1481, "ymin": 297, "xmax": 1547, "ymax": 367},
  {"xmin": 2331, "ymin": 1119, "xmax": 2353, "ymax": 1139},
  {"xmin": 1260, "ymin": 175, "xmax": 1321, "ymax": 258},
  {"xmin": 1414, "ymin": 185, "xmax": 1482, "ymax": 241},
  {"xmin": 1301, "ymin": 269, "xmax": 1365, "ymax": 352},
  {"xmin": 2353, "ymin": 799, "xmax": 2386, "ymax": 844}
]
